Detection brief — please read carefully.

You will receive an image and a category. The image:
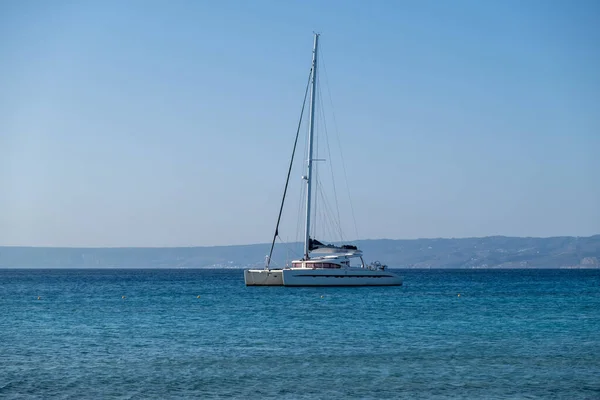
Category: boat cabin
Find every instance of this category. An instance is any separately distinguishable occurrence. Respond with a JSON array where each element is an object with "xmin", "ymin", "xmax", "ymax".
[
  {"xmin": 291, "ymin": 261, "xmax": 341, "ymax": 269},
  {"xmin": 291, "ymin": 253, "xmax": 364, "ymax": 269}
]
